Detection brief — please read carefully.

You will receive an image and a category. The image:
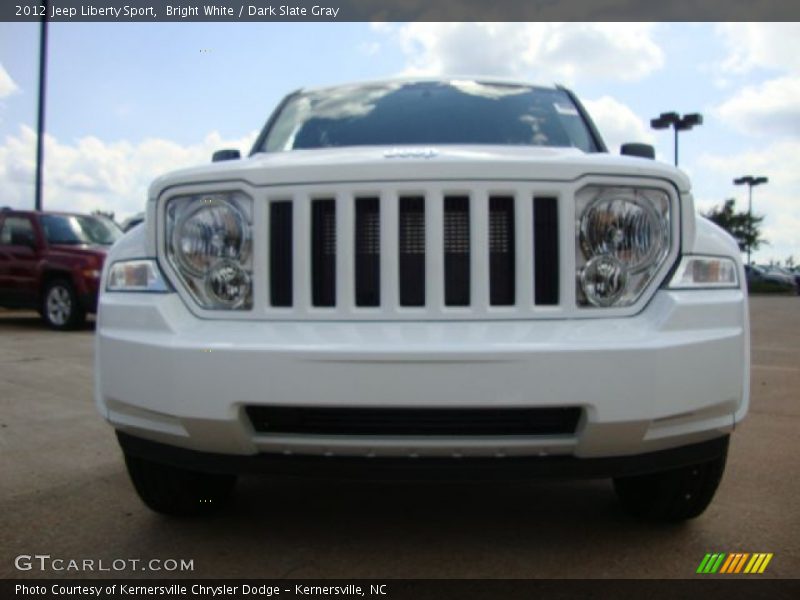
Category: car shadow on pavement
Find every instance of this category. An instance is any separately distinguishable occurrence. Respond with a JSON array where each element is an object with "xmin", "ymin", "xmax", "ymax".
[{"xmin": 124, "ymin": 475, "xmax": 689, "ymax": 578}]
